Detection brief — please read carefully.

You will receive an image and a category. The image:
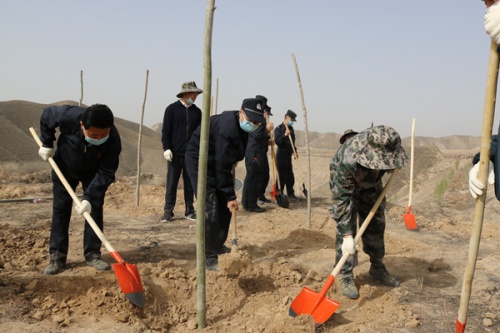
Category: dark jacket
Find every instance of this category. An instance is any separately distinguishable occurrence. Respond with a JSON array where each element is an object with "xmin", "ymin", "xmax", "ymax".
[
  {"xmin": 162, "ymin": 100, "xmax": 202, "ymax": 155},
  {"xmin": 186, "ymin": 111, "xmax": 248, "ymax": 201},
  {"xmin": 40, "ymin": 105, "xmax": 122, "ymax": 202},
  {"xmin": 274, "ymin": 122, "xmax": 296, "ymax": 157},
  {"xmin": 473, "ymin": 134, "xmax": 500, "ymax": 200},
  {"xmin": 246, "ymin": 124, "xmax": 269, "ymax": 160}
]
